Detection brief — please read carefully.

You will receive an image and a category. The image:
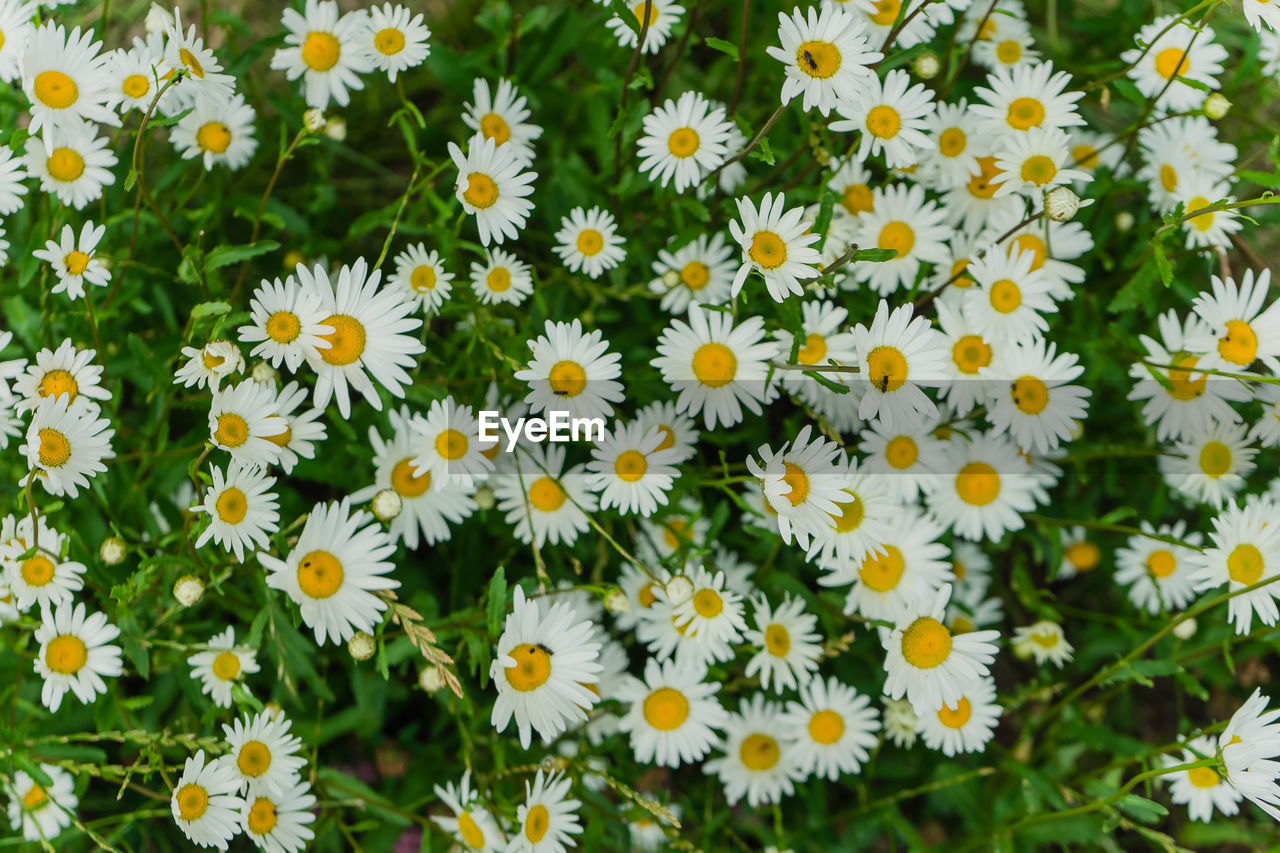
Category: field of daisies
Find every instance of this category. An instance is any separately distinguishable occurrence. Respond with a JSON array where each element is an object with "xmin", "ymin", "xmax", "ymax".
[{"xmin": 3, "ymin": 0, "xmax": 1280, "ymax": 849}]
